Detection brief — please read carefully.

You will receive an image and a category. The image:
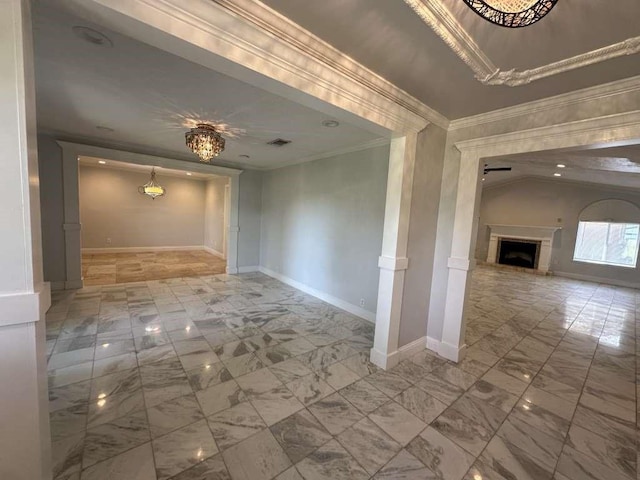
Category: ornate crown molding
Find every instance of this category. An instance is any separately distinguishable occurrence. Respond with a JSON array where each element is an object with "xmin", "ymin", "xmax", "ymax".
[
  {"xmin": 213, "ymin": 0, "xmax": 448, "ymax": 129},
  {"xmin": 404, "ymin": 0, "xmax": 640, "ymax": 87}
]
